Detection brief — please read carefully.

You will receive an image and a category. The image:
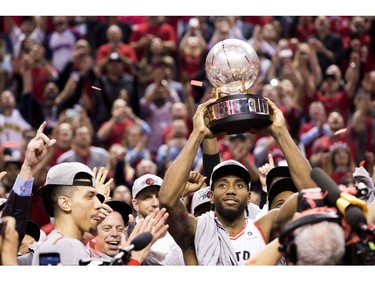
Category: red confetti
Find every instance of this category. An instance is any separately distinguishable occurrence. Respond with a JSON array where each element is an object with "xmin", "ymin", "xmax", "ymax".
[
  {"xmin": 359, "ymin": 160, "xmax": 366, "ymax": 167},
  {"xmin": 190, "ymin": 80, "xmax": 203, "ymax": 87}
]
